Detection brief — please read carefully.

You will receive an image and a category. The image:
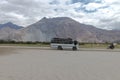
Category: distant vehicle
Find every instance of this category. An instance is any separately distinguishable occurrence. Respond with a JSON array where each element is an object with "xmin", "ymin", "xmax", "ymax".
[
  {"xmin": 107, "ymin": 43, "xmax": 117, "ymax": 49},
  {"xmin": 50, "ymin": 38, "xmax": 79, "ymax": 50}
]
